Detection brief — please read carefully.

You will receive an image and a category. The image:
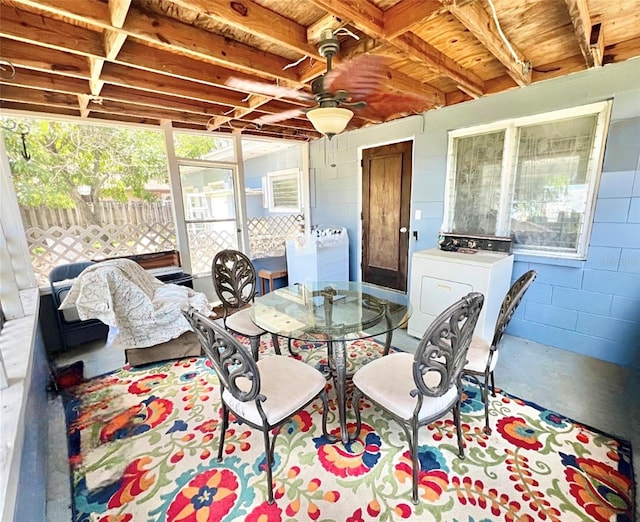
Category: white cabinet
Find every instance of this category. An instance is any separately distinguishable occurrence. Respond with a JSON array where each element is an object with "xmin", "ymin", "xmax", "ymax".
[
  {"xmin": 286, "ymin": 227, "xmax": 349, "ymax": 284},
  {"xmin": 407, "ymin": 248, "xmax": 514, "ymax": 342}
]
